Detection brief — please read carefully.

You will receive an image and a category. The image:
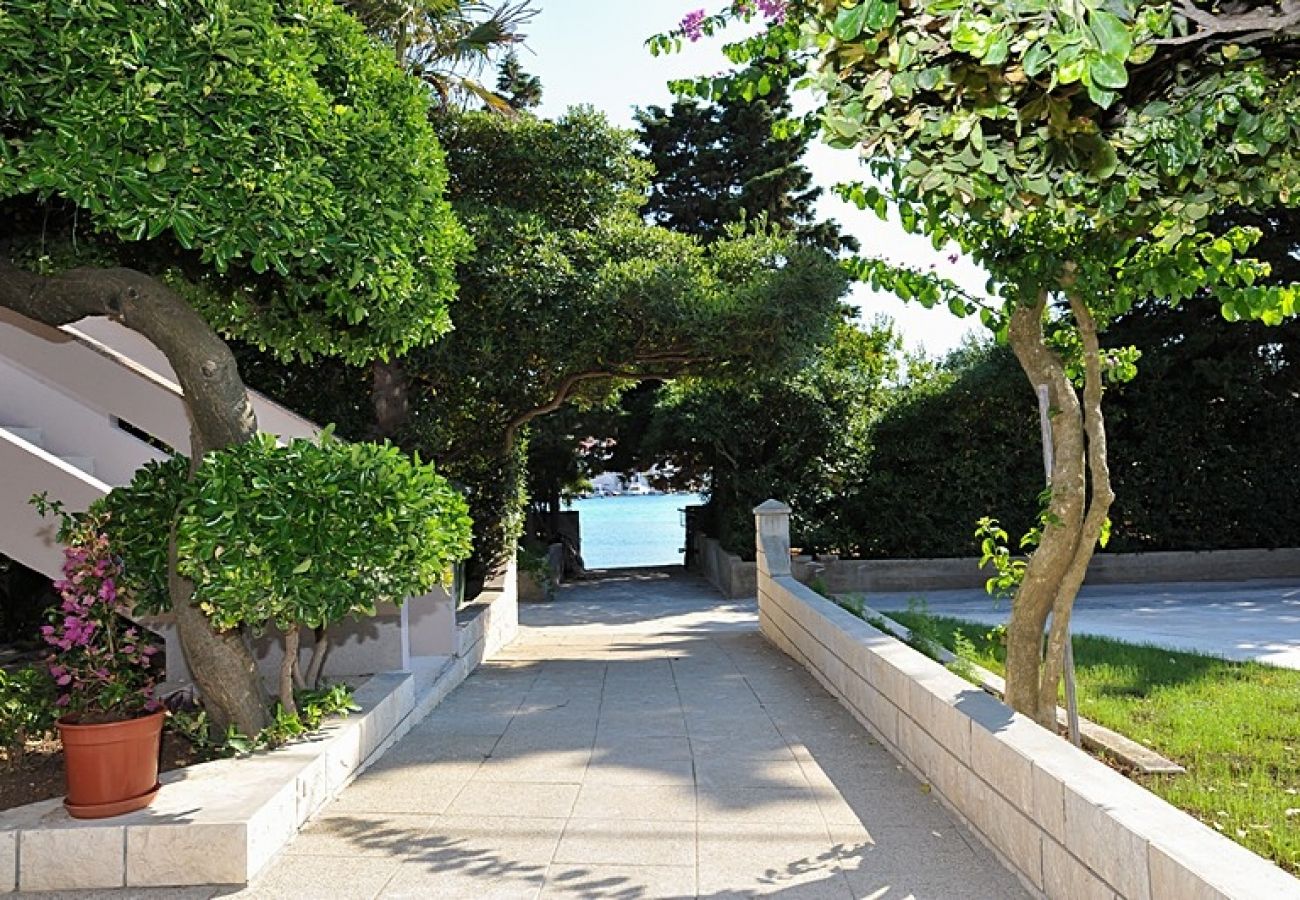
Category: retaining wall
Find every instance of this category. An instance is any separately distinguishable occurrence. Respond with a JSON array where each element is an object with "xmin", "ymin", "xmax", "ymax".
[
  {"xmin": 0, "ymin": 561, "xmax": 521, "ymax": 893},
  {"xmin": 752, "ymin": 500, "xmax": 1300, "ymax": 900},
  {"xmin": 695, "ymin": 527, "xmax": 1300, "ymax": 598}
]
